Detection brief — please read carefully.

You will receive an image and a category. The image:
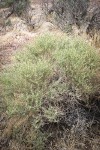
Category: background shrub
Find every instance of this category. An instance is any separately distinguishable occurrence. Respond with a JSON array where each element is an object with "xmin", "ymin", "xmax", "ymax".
[
  {"xmin": 0, "ymin": 0, "xmax": 29, "ymax": 16},
  {"xmin": 47, "ymin": 0, "xmax": 89, "ymax": 31}
]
